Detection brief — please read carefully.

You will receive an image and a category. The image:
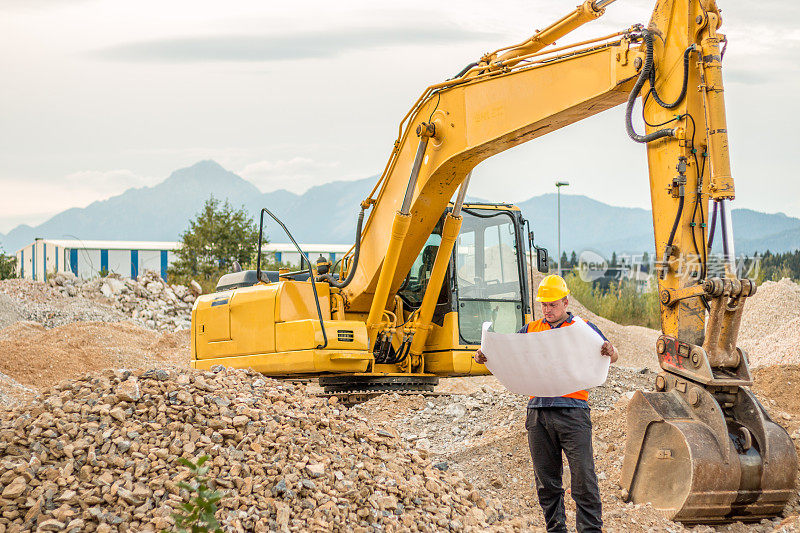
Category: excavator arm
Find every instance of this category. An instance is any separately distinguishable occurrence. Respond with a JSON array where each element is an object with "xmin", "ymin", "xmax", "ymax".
[{"xmin": 336, "ymin": 0, "xmax": 797, "ymax": 521}]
